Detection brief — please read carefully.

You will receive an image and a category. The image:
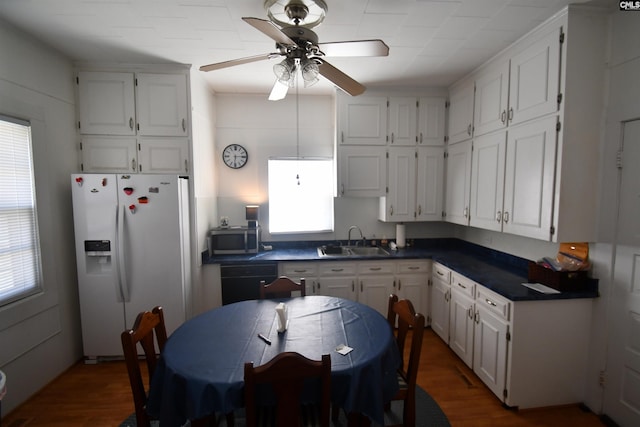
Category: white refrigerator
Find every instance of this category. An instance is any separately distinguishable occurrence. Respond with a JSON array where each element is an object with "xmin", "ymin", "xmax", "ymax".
[{"xmin": 71, "ymin": 174, "xmax": 191, "ymax": 359}]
